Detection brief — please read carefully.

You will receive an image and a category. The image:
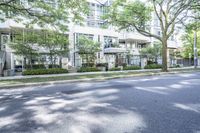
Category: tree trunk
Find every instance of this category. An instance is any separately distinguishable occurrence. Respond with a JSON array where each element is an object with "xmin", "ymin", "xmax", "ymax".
[
  {"xmin": 50, "ymin": 53, "xmax": 53, "ymax": 67},
  {"xmin": 162, "ymin": 40, "xmax": 168, "ymax": 72},
  {"xmin": 59, "ymin": 57, "xmax": 62, "ymax": 68}
]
